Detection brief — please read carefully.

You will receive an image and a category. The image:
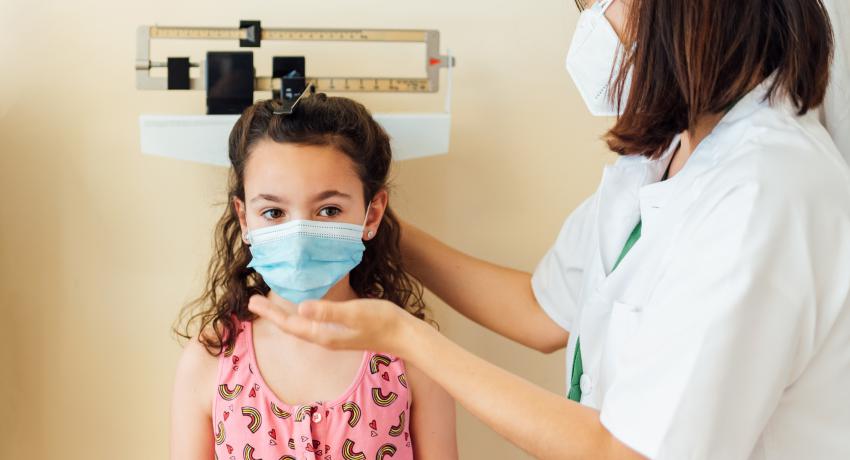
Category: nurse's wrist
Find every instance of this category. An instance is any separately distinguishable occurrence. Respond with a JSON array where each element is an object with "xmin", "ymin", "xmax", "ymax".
[{"xmin": 392, "ymin": 310, "xmax": 435, "ymax": 363}]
